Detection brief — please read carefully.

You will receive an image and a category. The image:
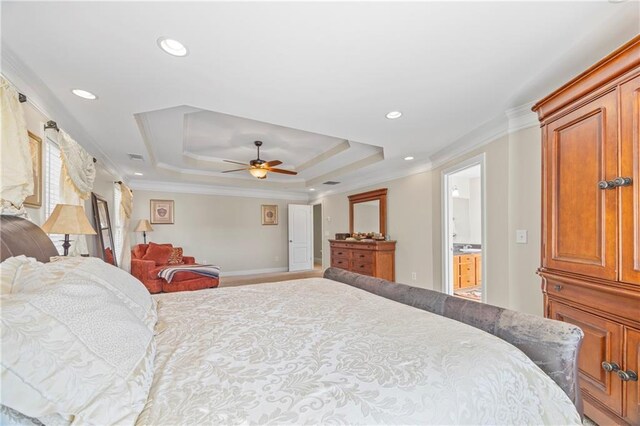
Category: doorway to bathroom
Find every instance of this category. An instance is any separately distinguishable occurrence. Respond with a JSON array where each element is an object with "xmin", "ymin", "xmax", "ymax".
[{"xmin": 442, "ymin": 154, "xmax": 486, "ymax": 302}]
